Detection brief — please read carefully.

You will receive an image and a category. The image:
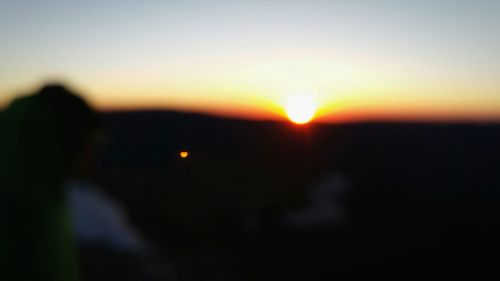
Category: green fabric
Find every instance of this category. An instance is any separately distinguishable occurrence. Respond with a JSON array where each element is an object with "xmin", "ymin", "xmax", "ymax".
[{"xmin": 0, "ymin": 95, "xmax": 79, "ymax": 281}]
